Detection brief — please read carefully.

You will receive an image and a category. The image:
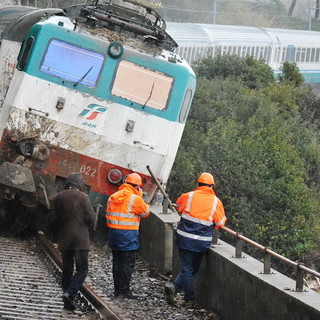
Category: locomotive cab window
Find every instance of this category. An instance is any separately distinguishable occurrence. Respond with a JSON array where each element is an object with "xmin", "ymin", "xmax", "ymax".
[
  {"xmin": 40, "ymin": 40, "xmax": 104, "ymax": 87},
  {"xmin": 179, "ymin": 89, "xmax": 193, "ymax": 123},
  {"xmin": 111, "ymin": 60, "xmax": 173, "ymax": 110},
  {"xmin": 17, "ymin": 36, "xmax": 34, "ymax": 71}
]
